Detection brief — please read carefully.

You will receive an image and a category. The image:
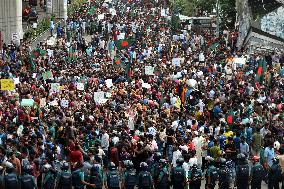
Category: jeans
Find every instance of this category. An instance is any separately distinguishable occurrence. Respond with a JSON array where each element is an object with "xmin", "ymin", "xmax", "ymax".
[{"xmin": 167, "ymin": 145, "xmax": 173, "ymax": 162}]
